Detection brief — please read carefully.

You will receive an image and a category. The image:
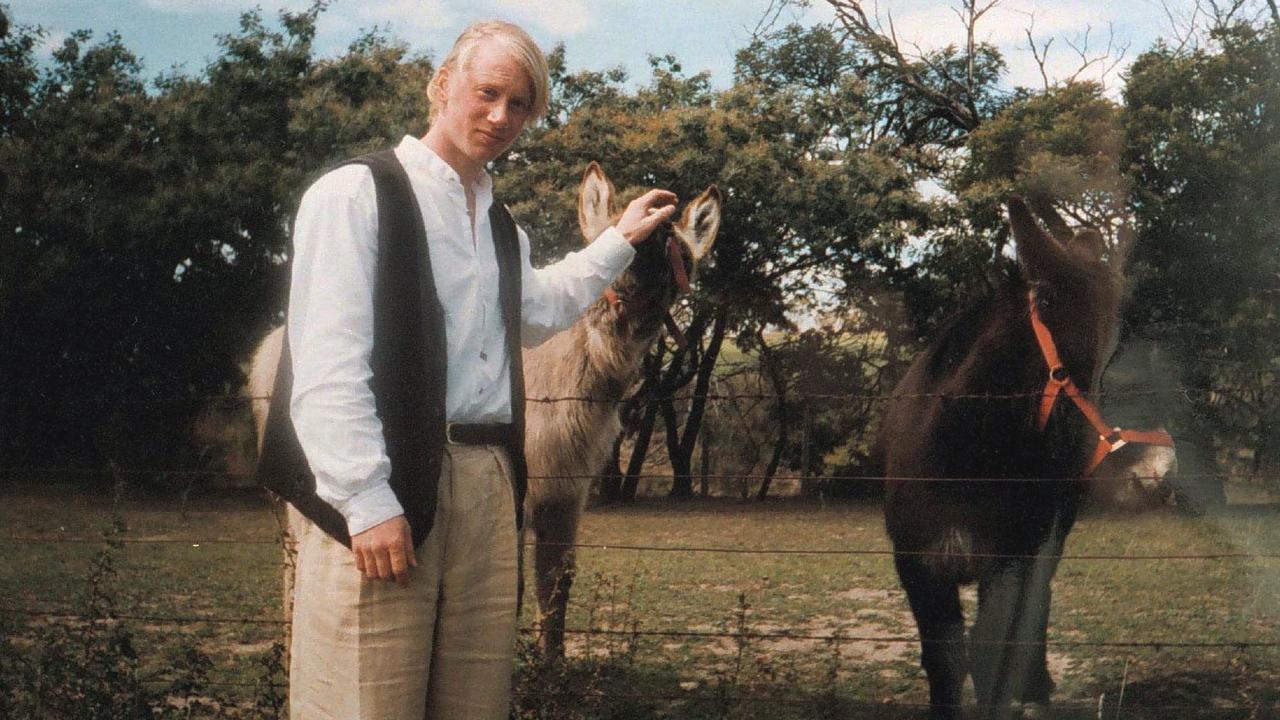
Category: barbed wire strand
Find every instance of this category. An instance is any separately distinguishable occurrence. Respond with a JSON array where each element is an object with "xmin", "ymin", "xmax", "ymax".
[
  {"xmin": 5, "ymin": 468, "xmax": 1275, "ymax": 485},
  {"xmin": 3, "ymin": 534, "xmax": 1277, "ymax": 562},
  {"xmin": 520, "ymin": 540, "xmax": 1280, "ymax": 562},
  {"xmin": 0, "ymin": 385, "xmax": 1232, "ymax": 408},
  {"xmin": 0, "ymin": 535, "xmax": 280, "ymax": 545},
  {"xmin": 510, "ymin": 688, "xmax": 1276, "ymax": 714},
  {"xmin": 4, "ymin": 607, "xmax": 1279, "ymax": 651},
  {"xmin": 121, "ymin": 680, "xmax": 1278, "ymax": 714}
]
